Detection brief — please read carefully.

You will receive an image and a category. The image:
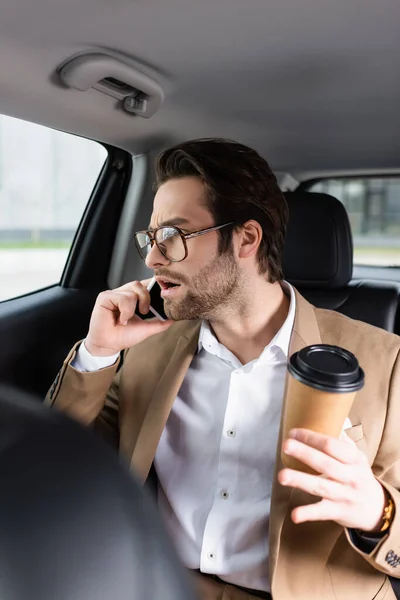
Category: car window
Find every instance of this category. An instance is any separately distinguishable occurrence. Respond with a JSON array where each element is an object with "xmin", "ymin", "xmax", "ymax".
[
  {"xmin": 307, "ymin": 178, "xmax": 400, "ymax": 267},
  {"xmin": 0, "ymin": 114, "xmax": 107, "ymax": 301}
]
